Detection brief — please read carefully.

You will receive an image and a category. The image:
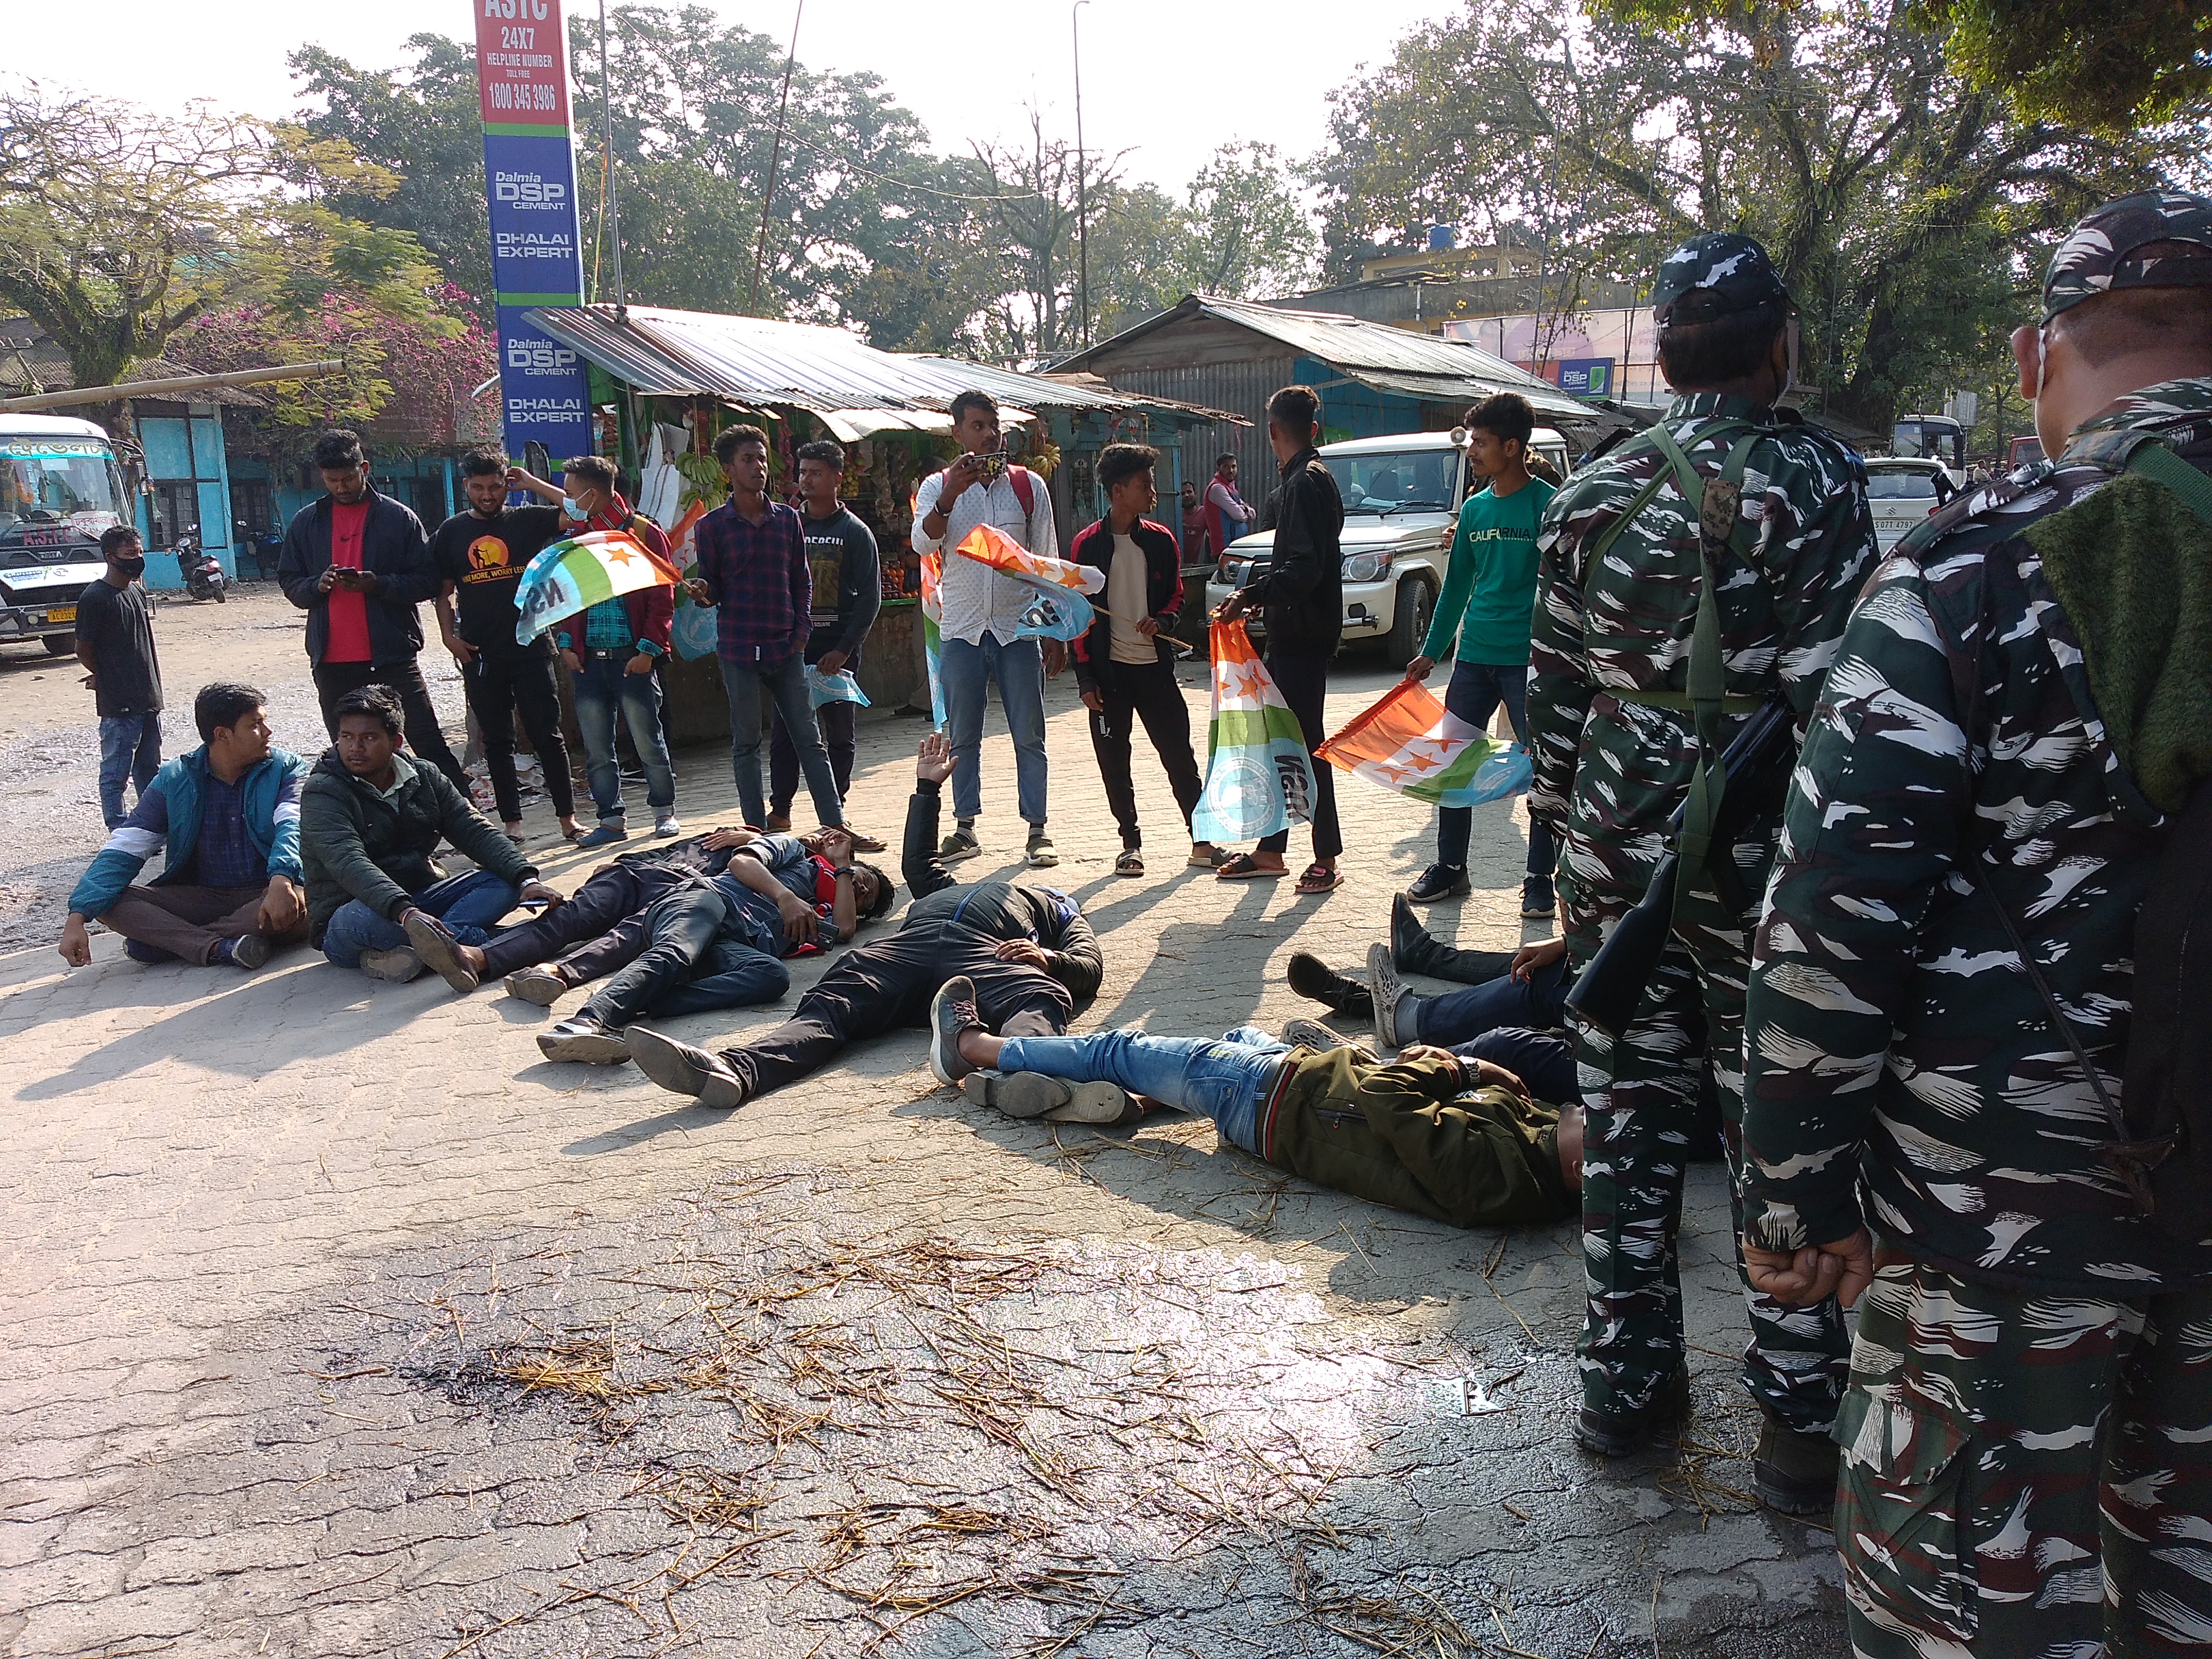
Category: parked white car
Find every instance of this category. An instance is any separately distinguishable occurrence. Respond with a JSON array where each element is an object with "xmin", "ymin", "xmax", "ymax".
[
  {"xmin": 1865, "ymin": 456, "xmax": 1955, "ymax": 551},
  {"xmin": 1206, "ymin": 426, "xmax": 1571, "ymax": 666}
]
